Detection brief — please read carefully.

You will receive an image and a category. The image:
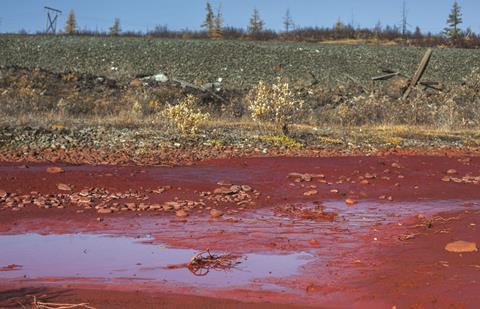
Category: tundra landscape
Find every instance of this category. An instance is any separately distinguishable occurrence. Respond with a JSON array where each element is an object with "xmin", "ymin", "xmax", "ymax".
[{"xmin": 0, "ymin": 1, "xmax": 479, "ymax": 308}]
